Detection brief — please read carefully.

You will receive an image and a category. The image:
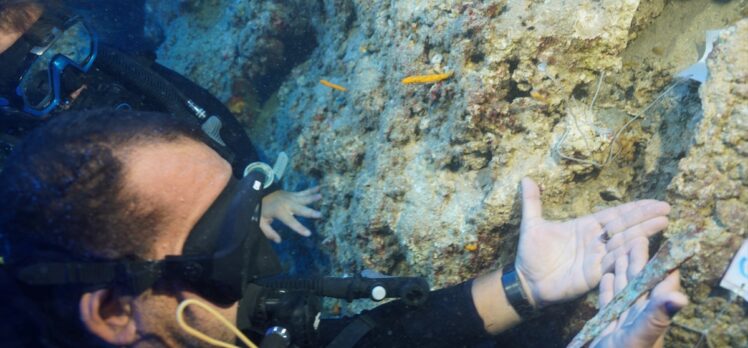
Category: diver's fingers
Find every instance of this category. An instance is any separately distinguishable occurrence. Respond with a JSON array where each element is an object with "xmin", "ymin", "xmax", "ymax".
[
  {"xmin": 654, "ymin": 334, "xmax": 666, "ymax": 348},
  {"xmin": 625, "ymin": 290, "xmax": 687, "ymax": 347},
  {"xmin": 293, "ymin": 205, "xmax": 322, "ymax": 219},
  {"xmin": 605, "ymin": 217, "xmax": 668, "ymax": 253},
  {"xmin": 601, "ymin": 236, "xmax": 648, "ymax": 273},
  {"xmin": 600, "ymin": 245, "xmax": 630, "ymax": 272},
  {"xmin": 260, "ymin": 220, "xmax": 282, "ymax": 243},
  {"xmin": 278, "ymin": 213, "xmax": 311, "ymax": 237},
  {"xmin": 613, "ymin": 256, "xmax": 631, "ymax": 324},
  {"xmin": 625, "ymin": 296, "xmax": 649, "ymax": 327},
  {"xmin": 651, "ymin": 270, "xmax": 682, "ymax": 298},
  {"xmin": 627, "ymin": 237, "xmax": 649, "ymax": 281},
  {"xmin": 625, "ymin": 238, "xmax": 651, "ymax": 325},
  {"xmin": 608, "ymin": 202, "xmax": 670, "ymax": 234},
  {"xmin": 520, "ymin": 178, "xmax": 543, "ymax": 221},
  {"xmin": 300, "ymin": 185, "xmax": 320, "ymax": 194},
  {"xmin": 296, "ymin": 186, "xmax": 321, "ymax": 197},
  {"xmin": 601, "ymin": 321, "xmax": 618, "ymax": 341},
  {"xmin": 591, "ymin": 321, "xmax": 618, "ymax": 348},
  {"xmin": 599, "ymin": 273, "xmax": 615, "ymax": 308},
  {"xmin": 592, "ymin": 200, "xmax": 669, "ymax": 226},
  {"xmin": 296, "ymin": 192, "xmax": 323, "ymax": 205},
  {"xmin": 596, "ymin": 274, "xmax": 618, "ymax": 344},
  {"xmin": 614, "ymin": 256, "xmax": 629, "ymax": 294}
]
